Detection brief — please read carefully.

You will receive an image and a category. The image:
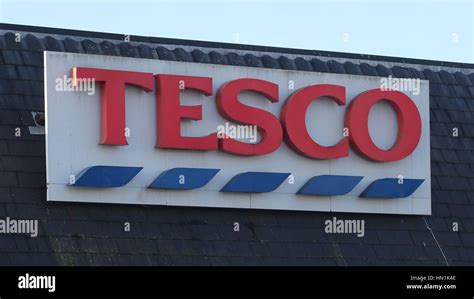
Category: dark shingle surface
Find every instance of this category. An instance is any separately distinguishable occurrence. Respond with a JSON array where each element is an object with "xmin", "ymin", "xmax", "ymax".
[{"xmin": 0, "ymin": 26, "xmax": 473, "ymax": 266}]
